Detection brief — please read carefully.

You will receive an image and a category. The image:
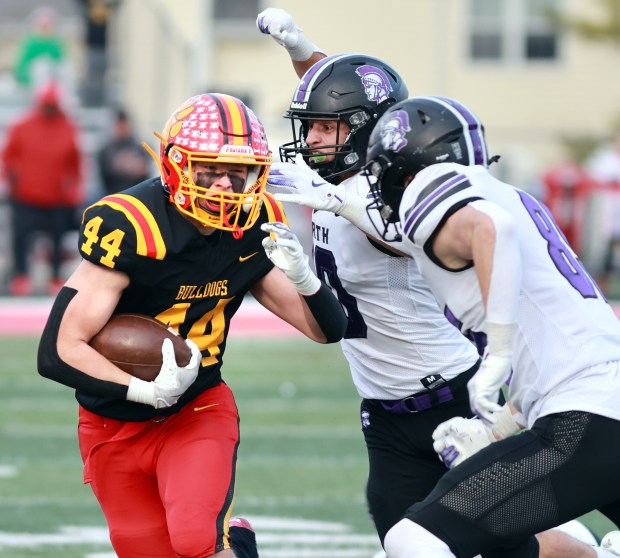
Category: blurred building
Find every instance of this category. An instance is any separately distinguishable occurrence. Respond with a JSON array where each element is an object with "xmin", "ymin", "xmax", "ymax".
[
  {"xmin": 1, "ymin": 0, "xmax": 620, "ymax": 287},
  {"xmin": 3, "ymin": 1, "xmax": 620, "ymax": 191},
  {"xmin": 106, "ymin": 0, "xmax": 620, "ymax": 188},
  {"xmin": 113, "ymin": 0, "xmax": 620, "ymax": 267}
]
